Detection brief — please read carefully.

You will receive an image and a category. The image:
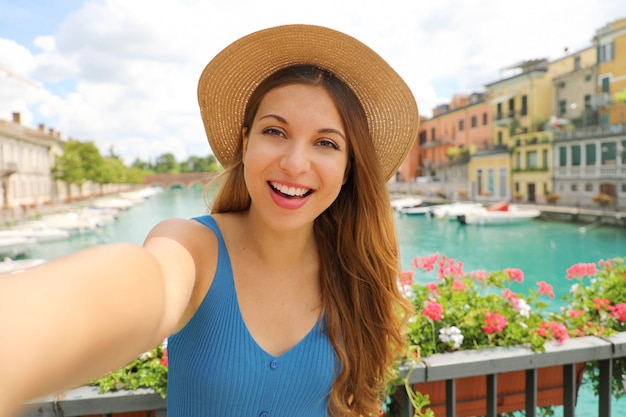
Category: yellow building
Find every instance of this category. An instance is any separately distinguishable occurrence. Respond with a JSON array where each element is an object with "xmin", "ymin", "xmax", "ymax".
[{"xmin": 594, "ymin": 17, "xmax": 626, "ymax": 124}]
